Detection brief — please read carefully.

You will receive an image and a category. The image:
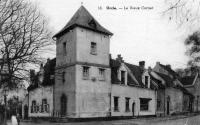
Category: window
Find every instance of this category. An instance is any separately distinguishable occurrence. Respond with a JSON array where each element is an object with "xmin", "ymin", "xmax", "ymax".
[
  {"xmin": 121, "ymin": 71, "xmax": 125, "ymax": 84},
  {"xmin": 36, "ymin": 105, "xmax": 39, "ymax": 113},
  {"xmin": 63, "ymin": 42, "xmax": 66, "ymax": 55},
  {"xmin": 42, "ymin": 99, "xmax": 48, "ymax": 112},
  {"xmin": 31, "ymin": 100, "xmax": 36, "ymax": 113},
  {"xmin": 89, "ymin": 19, "xmax": 97, "ymax": 28},
  {"xmin": 125, "ymin": 97, "xmax": 130, "ymax": 112},
  {"xmin": 62, "ymin": 72, "xmax": 65, "ymax": 83},
  {"xmin": 140, "ymin": 98, "xmax": 151, "ymax": 111},
  {"xmin": 99, "ymin": 68, "xmax": 105, "ymax": 81},
  {"xmin": 90, "ymin": 42, "xmax": 97, "ymax": 55},
  {"xmin": 82, "ymin": 66, "xmax": 89, "ymax": 79},
  {"xmin": 114, "ymin": 96, "xmax": 119, "ymax": 111},
  {"xmin": 145, "ymin": 76, "xmax": 149, "ymax": 88},
  {"xmin": 157, "ymin": 100, "xmax": 161, "ymax": 109}
]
